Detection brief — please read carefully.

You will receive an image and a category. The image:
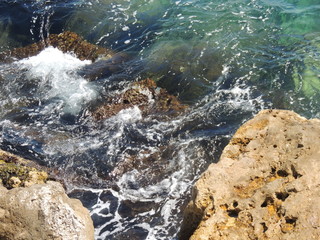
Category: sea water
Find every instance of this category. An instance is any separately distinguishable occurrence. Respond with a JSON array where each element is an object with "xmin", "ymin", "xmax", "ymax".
[{"xmin": 0, "ymin": 0, "xmax": 319, "ymax": 239}]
